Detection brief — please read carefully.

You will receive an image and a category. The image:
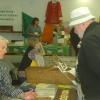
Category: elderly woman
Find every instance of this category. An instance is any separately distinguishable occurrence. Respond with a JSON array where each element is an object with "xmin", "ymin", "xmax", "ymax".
[{"xmin": 0, "ymin": 36, "xmax": 37, "ymax": 100}]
